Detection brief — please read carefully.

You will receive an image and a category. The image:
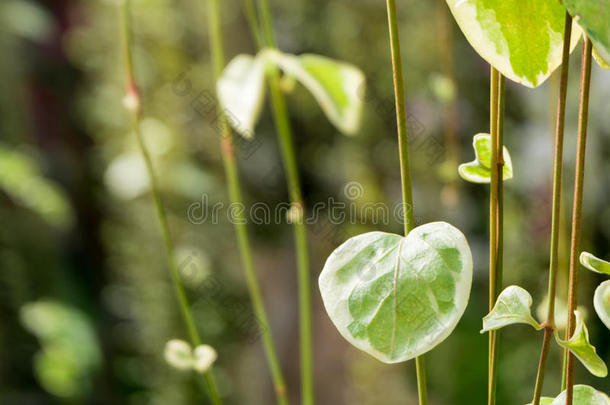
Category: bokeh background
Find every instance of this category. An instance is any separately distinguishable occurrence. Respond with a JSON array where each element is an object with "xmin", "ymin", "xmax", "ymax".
[{"xmin": 0, "ymin": 0, "xmax": 609, "ymax": 404}]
